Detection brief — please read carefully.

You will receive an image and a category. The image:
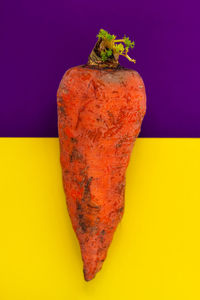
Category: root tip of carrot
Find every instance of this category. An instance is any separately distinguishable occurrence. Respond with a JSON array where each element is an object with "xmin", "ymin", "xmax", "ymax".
[
  {"xmin": 83, "ymin": 260, "xmax": 104, "ymax": 281},
  {"xmin": 84, "ymin": 274, "xmax": 95, "ymax": 282},
  {"xmin": 83, "ymin": 268, "xmax": 96, "ymax": 281}
]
